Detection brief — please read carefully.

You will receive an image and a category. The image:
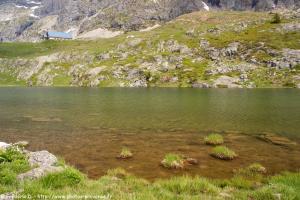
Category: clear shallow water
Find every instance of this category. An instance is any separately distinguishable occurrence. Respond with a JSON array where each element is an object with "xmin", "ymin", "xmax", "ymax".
[{"xmin": 0, "ymin": 88, "xmax": 300, "ymax": 179}]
